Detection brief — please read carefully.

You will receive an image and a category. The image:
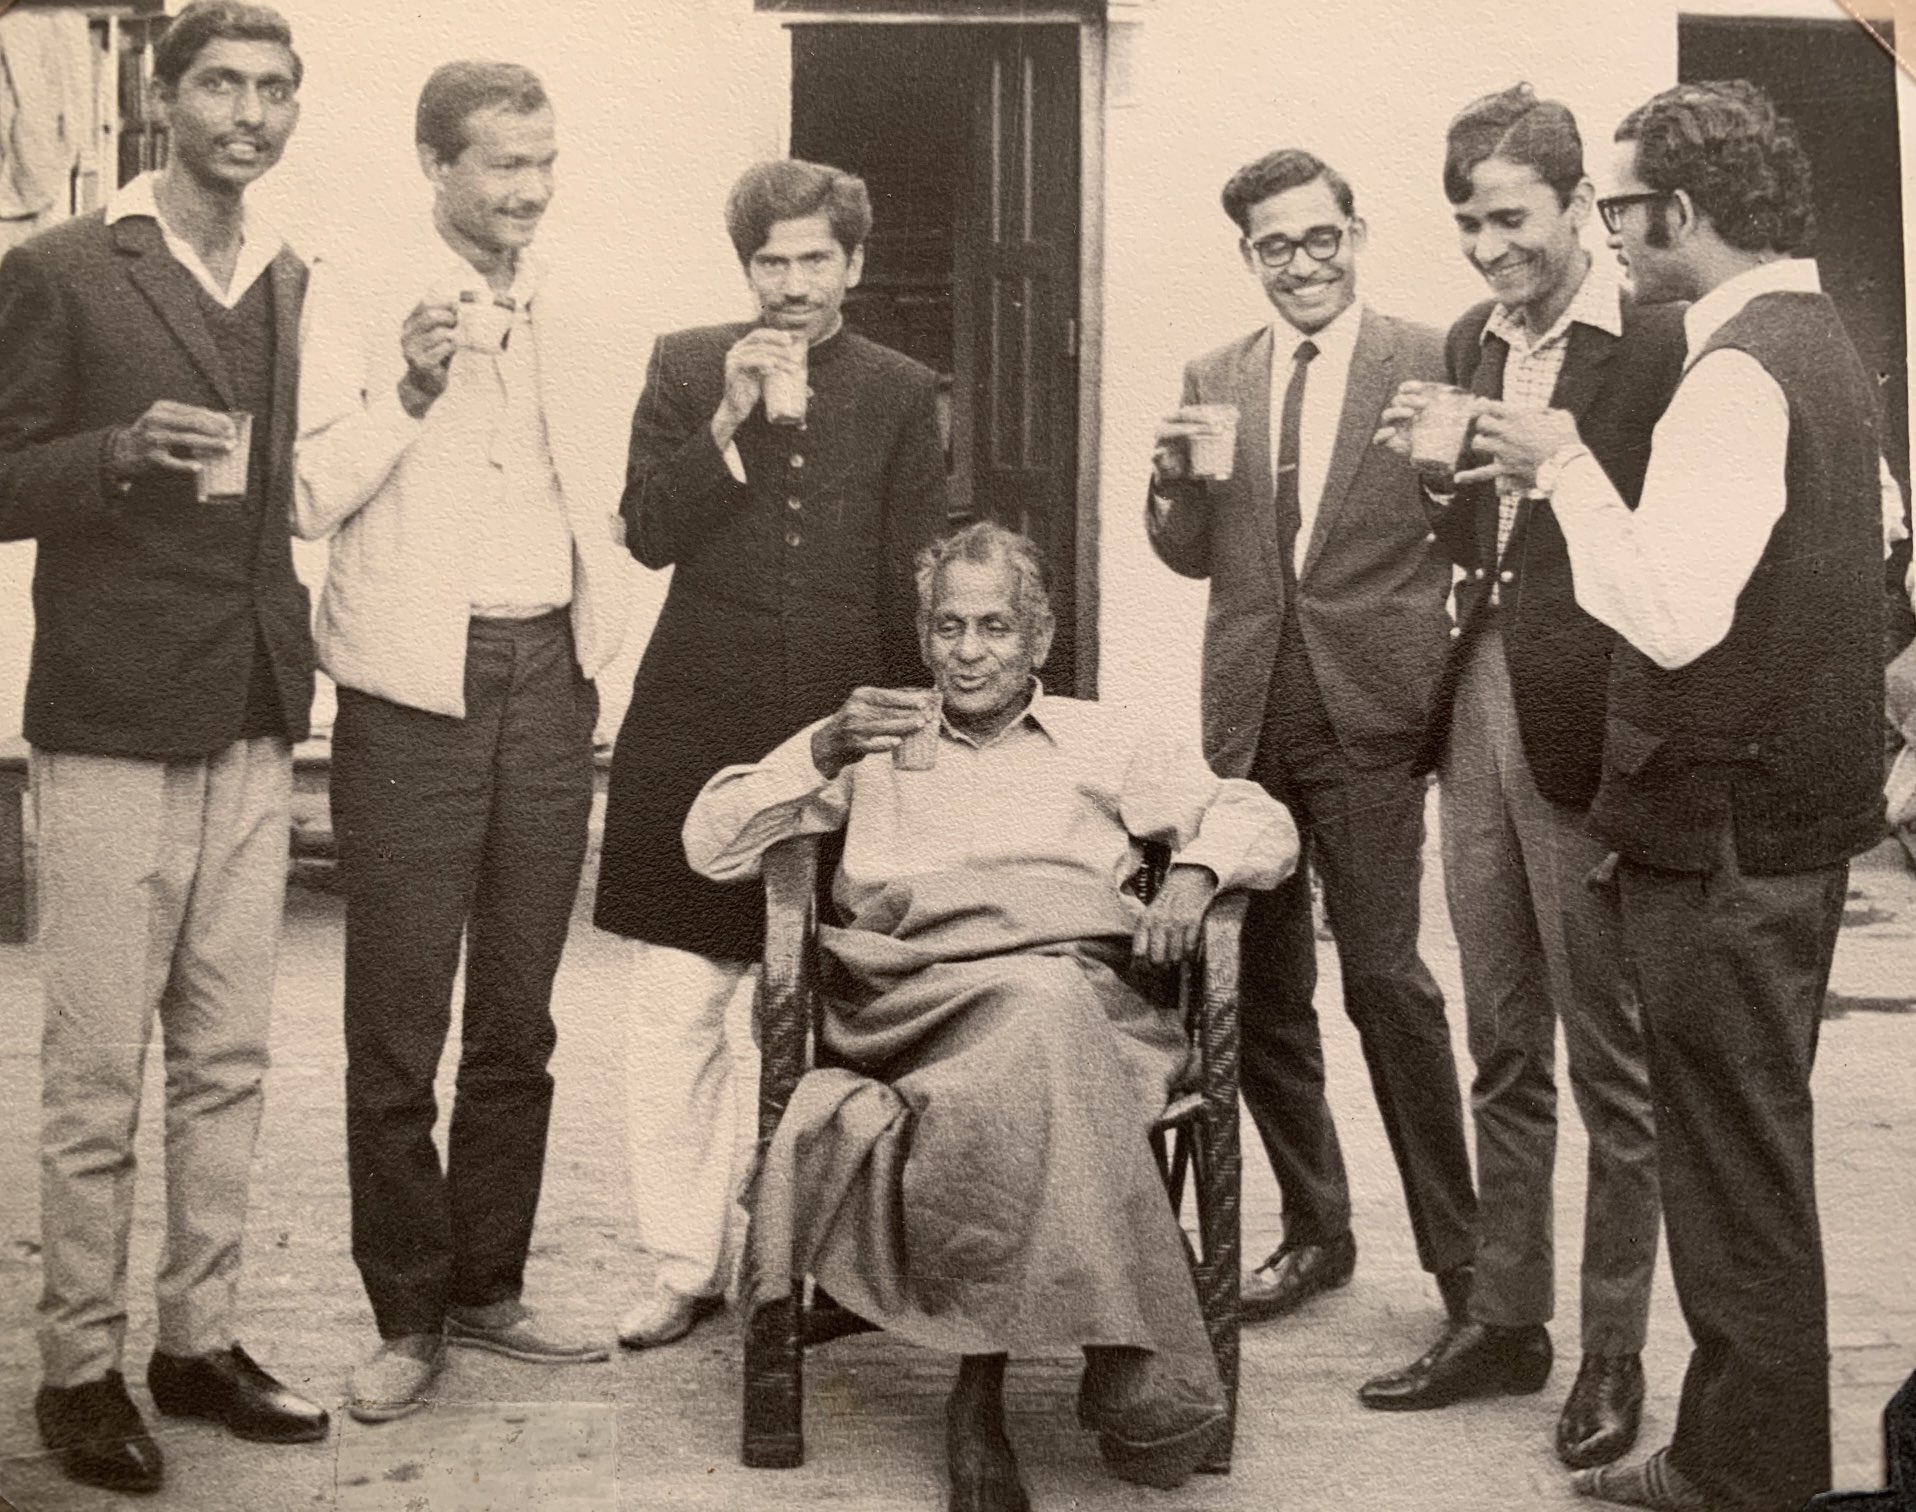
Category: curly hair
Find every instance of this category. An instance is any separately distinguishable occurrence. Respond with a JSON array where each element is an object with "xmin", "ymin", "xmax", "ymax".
[
  {"xmin": 724, "ymin": 160, "xmax": 873, "ymax": 264},
  {"xmin": 1443, "ymin": 83, "xmax": 1583, "ymax": 207},
  {"xmin": 914, "ymin": 522, "xmax": 1054, "ymax": 644},
  {"xmin": 1615, "ymin": 80, "xmax": 1815, "ymax": 255},
  {"xmin": 1220, "ymin": 148, "xmax": 1354, "ymax": 235},
  {"xmin": 153, "ymin": 0, "xmax": 300, "ymax": 90}
]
